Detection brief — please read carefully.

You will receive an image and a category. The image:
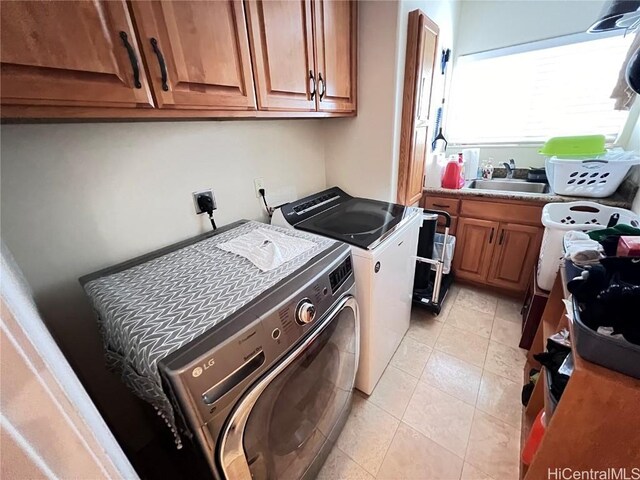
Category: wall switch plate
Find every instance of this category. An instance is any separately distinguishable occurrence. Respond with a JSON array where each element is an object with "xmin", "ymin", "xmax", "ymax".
[
  {"xmin": 192, "ymin": 189, "xmax": 216, "ymax": 214},
  {"xmin": 253, "ymin": 178, "xmax": 265, "ymax": 198}
]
